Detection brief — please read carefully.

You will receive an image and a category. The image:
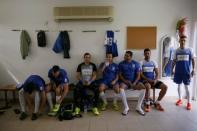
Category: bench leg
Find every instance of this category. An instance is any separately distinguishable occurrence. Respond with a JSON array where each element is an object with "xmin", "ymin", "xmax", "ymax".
[
  {"xmin": 0, "ymin": 91, "xmax": 11, "ymax": 110},
  {"xmin": 153, "ymin": 88, "xmax": 156, "ymax": 102},
  {"xmin": 13, "ymin": 91, "xmax": 16, "ymax": 103}
]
